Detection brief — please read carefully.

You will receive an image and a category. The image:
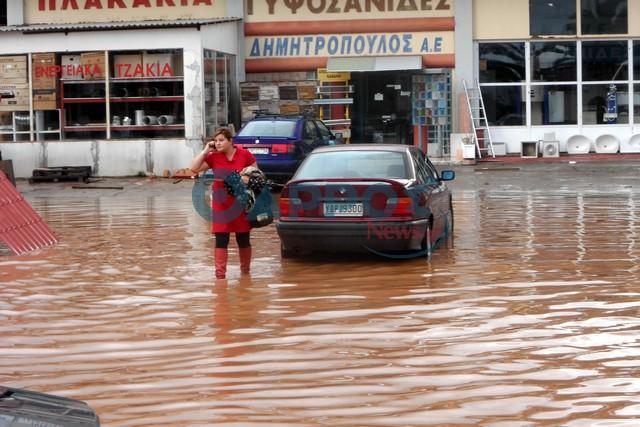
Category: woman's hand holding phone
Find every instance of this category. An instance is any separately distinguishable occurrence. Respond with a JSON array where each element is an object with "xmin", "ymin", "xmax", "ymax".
[{"xmin": 203, "ymin": 141, "xmax": 216, "ymax": 154}]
